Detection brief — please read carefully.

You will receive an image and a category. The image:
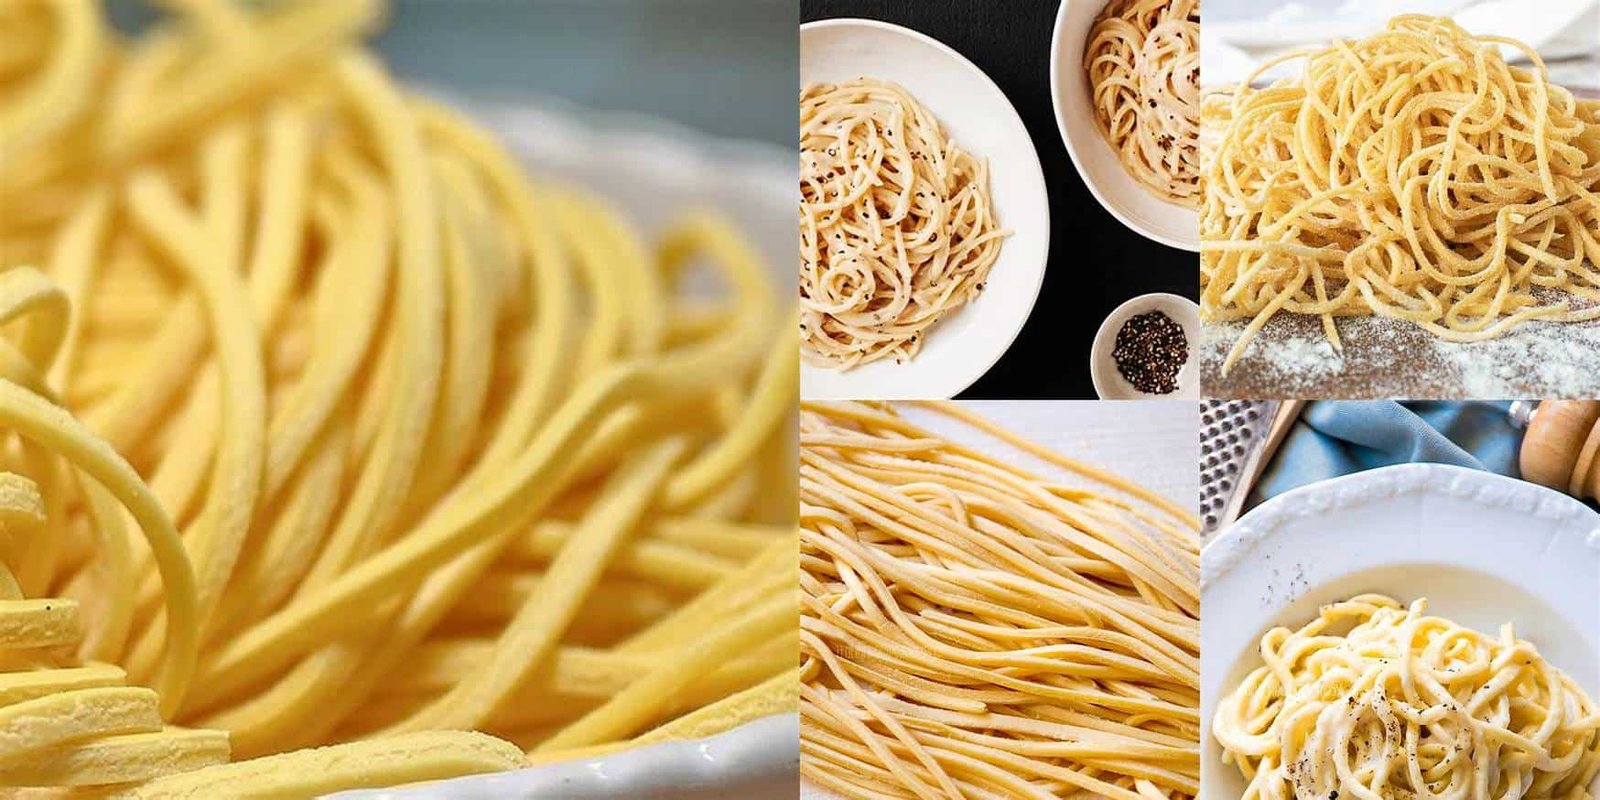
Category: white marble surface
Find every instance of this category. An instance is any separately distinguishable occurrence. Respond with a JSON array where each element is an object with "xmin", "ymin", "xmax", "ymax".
[{"xmin": 898, "ymin": 401, "xmax": 1199, "ymax": 513}]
